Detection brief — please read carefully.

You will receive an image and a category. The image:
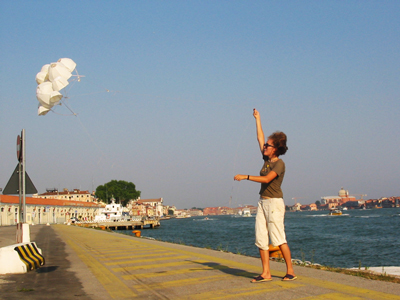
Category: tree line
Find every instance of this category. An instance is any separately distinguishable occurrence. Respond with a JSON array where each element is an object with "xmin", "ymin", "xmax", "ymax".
[{"xmin": 95, "ymin": 180, "xmax": 141, "ymax": 206}]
